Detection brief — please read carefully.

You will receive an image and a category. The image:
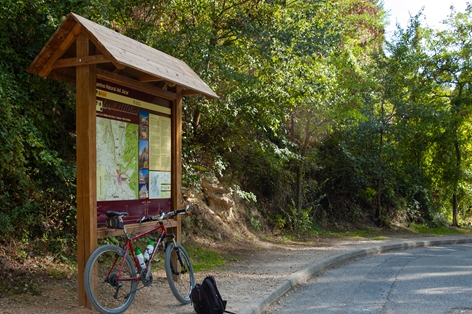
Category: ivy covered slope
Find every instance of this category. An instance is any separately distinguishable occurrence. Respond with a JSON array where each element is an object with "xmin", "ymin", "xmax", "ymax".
[
  {"xmin": 0, "ymin": 1, "xmax": 78, "ymax": 249},
  {"xmin": 2, "ymin": 0, "xmax": 472, "ymax": 251}
]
